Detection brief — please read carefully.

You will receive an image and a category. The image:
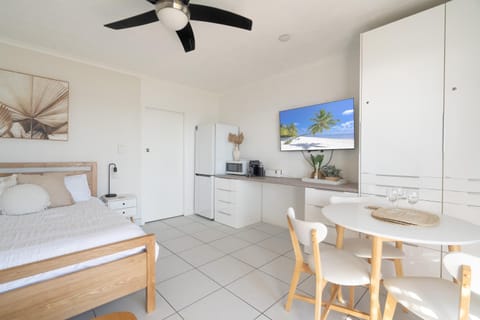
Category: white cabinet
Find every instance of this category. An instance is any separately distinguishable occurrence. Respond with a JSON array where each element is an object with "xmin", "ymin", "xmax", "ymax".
[
  {"xmin": 304, "ymin": 188, "xmax": 359, "ymax": 245},
  {"xmin": 102, "ymin": 194, "xmax": 137, "ymax": 220},
  {"xmin": 443, "ymin": 0, "xmax": 480, "ymax": 256},
  {"xmin": 360, "ymin": 5, "xmax": 444, "ymax": 179},
  {"xmin": 214, "ymin": 178, "xmax": 261, "ymax": 228}
]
